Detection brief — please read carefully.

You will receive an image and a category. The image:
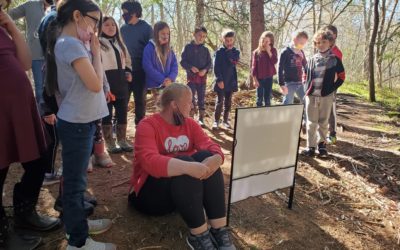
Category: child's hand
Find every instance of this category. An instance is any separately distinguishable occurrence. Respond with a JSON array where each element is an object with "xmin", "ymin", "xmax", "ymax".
[
  {"xmin": 198, "ymin": 69, "xmax": 207, "ymax": 77},
  {"xmin": 217, "ymin": 81, "xmax": 224, "ymax": 89},
  {"xmin": 125, "ymin": 72, "xmax": 132, "ymax": 82},
  {"xmin": 254, "ymin": 80, "xmax": 260, "ymax": 88},
  {"xmin": 163, "ymin": 78, "xmax": 172, "ymax": 87},
  {"xmin": 280, "ymin": 86, "xmax": 288, "ymax": 95},
  {"xmin": 106, "ymin": 91, "xmax": 116, "ymax": 103},
  {"xmin": 90, "ymin": 34, "xmax": 100, "ymax": 56},
  {"xmin": 186, "ymin": 162, "xmax": 210, "ymax": 179},
  {"xmin": 191, "ymin": 66, "xmax": 199, "ymax": 73},
  {"xmin": 0, "ymin": 10, "xmax": 18, "ymax": 36},
  {"xmin": 43, "ymin": 114, "xmax": 57, "ymax": 125}
]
